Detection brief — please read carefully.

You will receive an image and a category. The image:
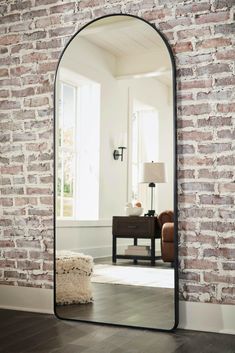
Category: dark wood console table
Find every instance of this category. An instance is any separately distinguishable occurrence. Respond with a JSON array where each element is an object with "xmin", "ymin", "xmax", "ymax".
[{"xmin": 112, "ymin": 216, "xmax": 161, "ymax": 266}]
